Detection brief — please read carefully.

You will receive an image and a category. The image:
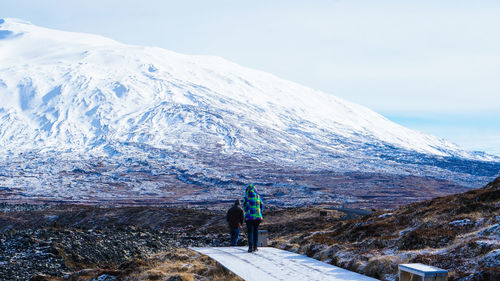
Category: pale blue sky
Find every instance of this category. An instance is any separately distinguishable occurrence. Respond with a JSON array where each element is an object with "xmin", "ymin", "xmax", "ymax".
[{"xmin": 2, "ymin": 0, "xmax": 499, "ymax": 155}]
